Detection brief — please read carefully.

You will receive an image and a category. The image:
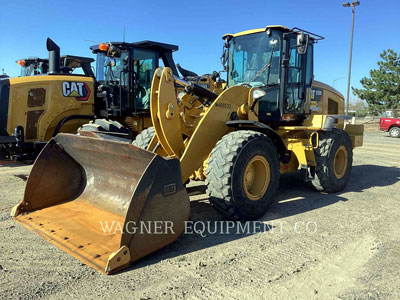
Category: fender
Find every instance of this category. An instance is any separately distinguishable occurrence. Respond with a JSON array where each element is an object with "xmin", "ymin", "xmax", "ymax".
[
  {"xmin": 322, "ymin": 115, "xmax": 351, "ymax": 131},
  {"xmin": 52, "ymin": 115, "xmax": 94, "ymax": 137},
  {"xmin": 226, "ymin": 120, "xmax": 290, "ymax": 164}
]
